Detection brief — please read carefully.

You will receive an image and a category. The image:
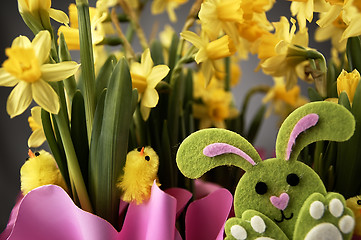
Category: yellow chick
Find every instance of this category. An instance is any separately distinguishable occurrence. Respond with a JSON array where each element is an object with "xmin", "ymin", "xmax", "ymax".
[
  {"xmin": 20, "ymin": 150, "xmax": 68, "ymax": 195},
  {"xmin": 117, "ymin": 147, "xmax": 160, "ymax": 204},
  {"xmin": 346, "ymin": 196, "xmax": 361, "ymax": 236}
]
